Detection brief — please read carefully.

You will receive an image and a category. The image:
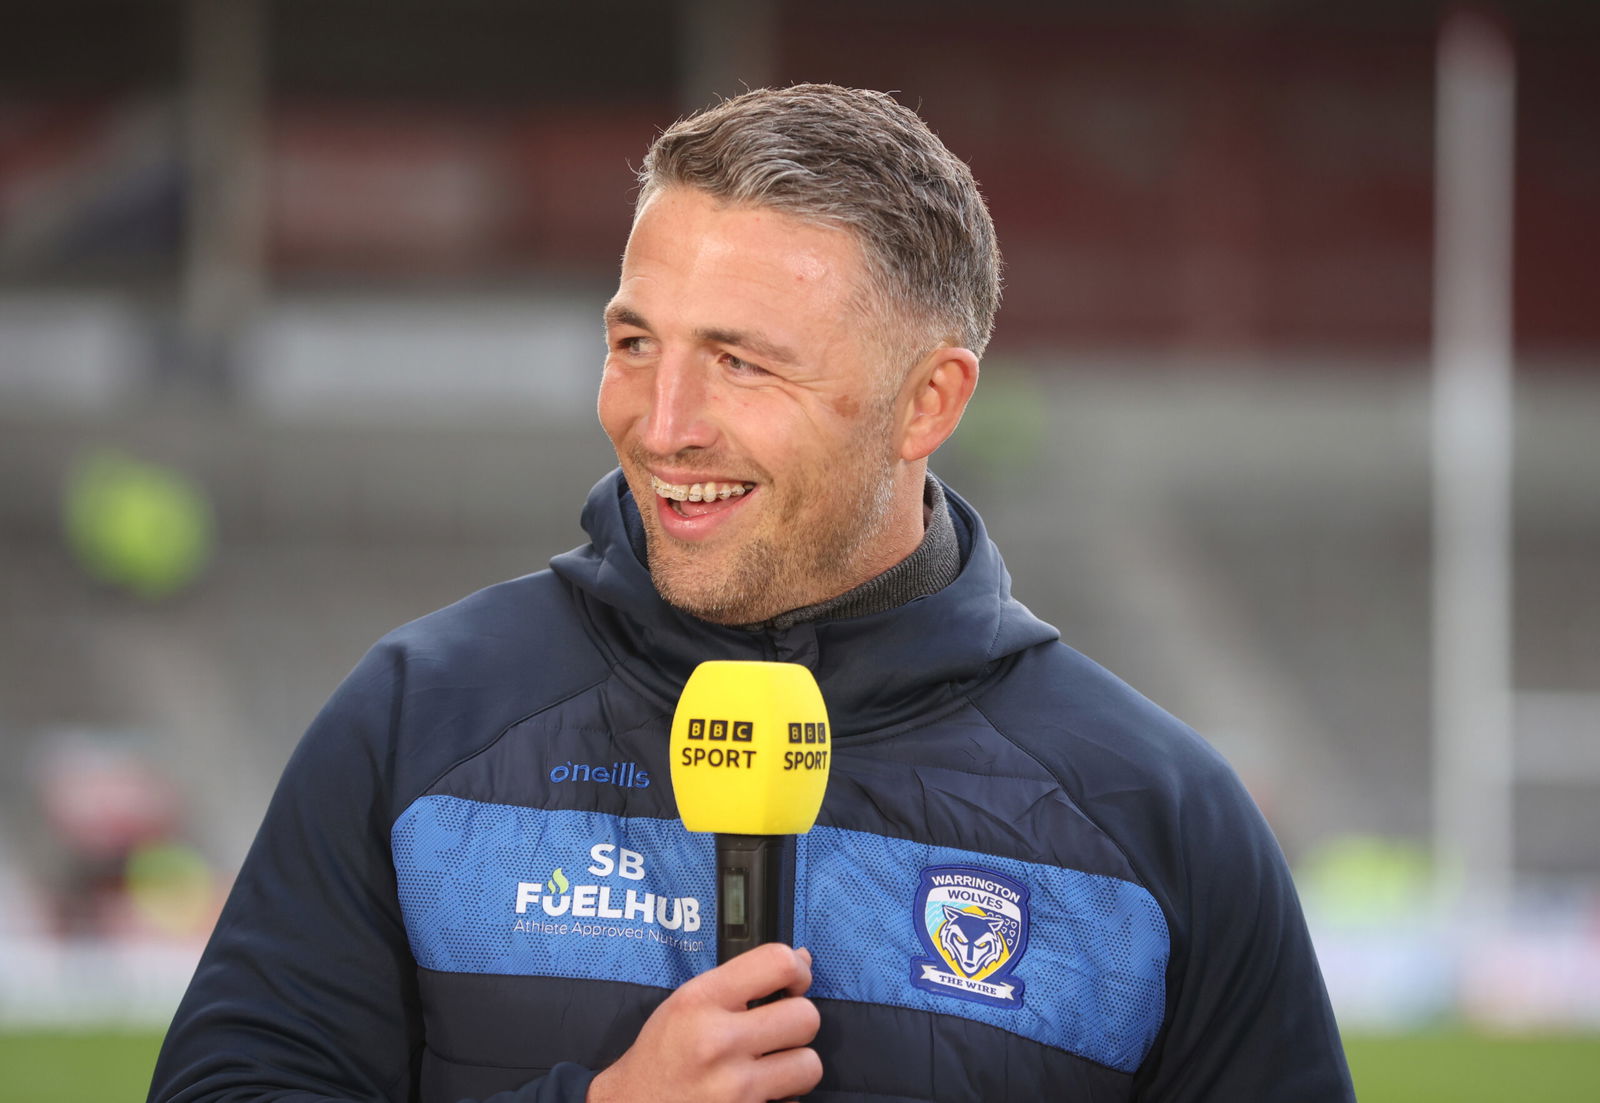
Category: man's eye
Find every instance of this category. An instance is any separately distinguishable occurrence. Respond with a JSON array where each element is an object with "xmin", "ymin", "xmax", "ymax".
[
  {"xmin": 616, "ymin": 335, "xmax": 651, "ymax": 355},
  {"xmin": 723, "ymin": 353, "xmax": 768, "ymax": 376}
]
